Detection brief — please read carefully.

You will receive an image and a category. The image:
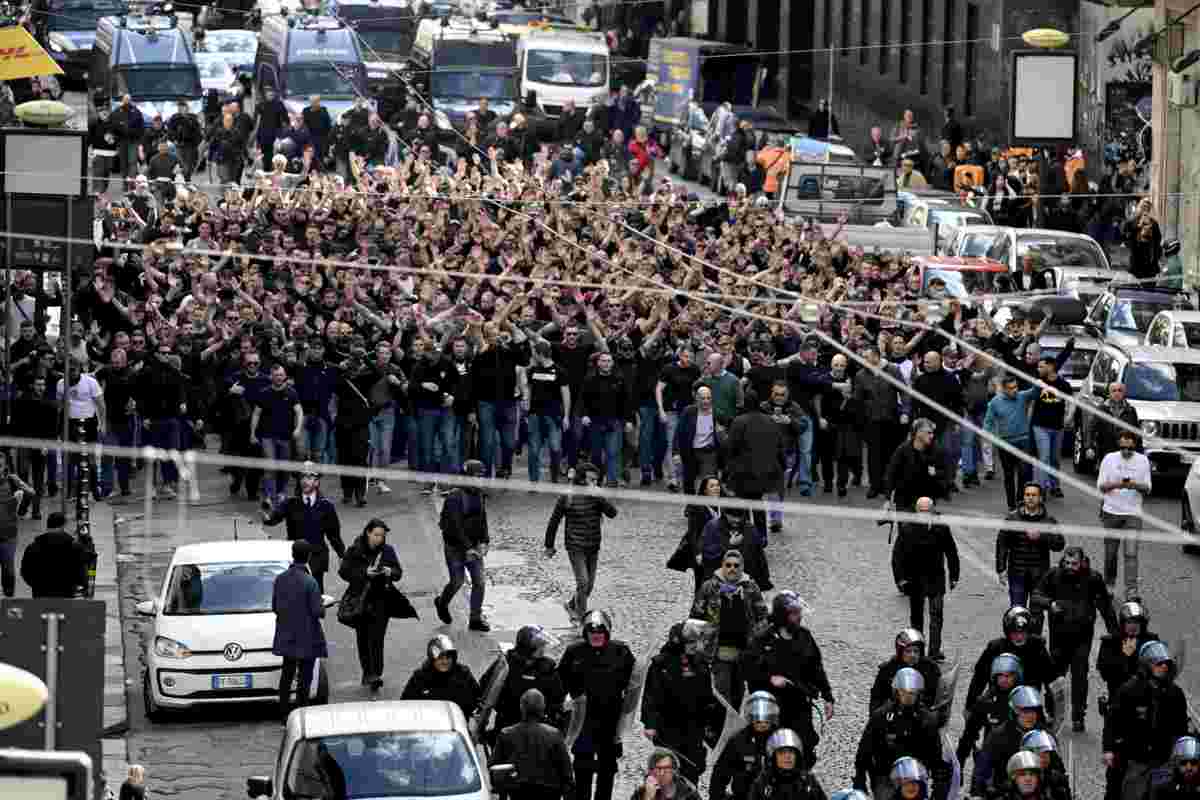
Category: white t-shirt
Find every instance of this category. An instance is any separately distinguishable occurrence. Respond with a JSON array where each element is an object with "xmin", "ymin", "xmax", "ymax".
[
  {"xmin": 56, "ymin": 374, "xmax": 104, "ymax": 420},
  {"xmin": 1097, "ymin": 450, "xmax": 1152, "ymax": 516}
]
